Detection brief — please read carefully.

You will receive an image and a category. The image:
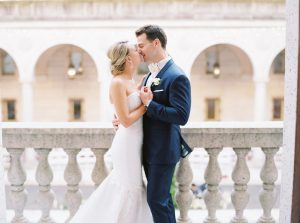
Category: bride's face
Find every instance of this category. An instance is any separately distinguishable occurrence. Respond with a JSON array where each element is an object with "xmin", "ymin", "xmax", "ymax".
[{"xmin": 127, "ymin": 44, "xmax": 143, "ymax": 68}]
